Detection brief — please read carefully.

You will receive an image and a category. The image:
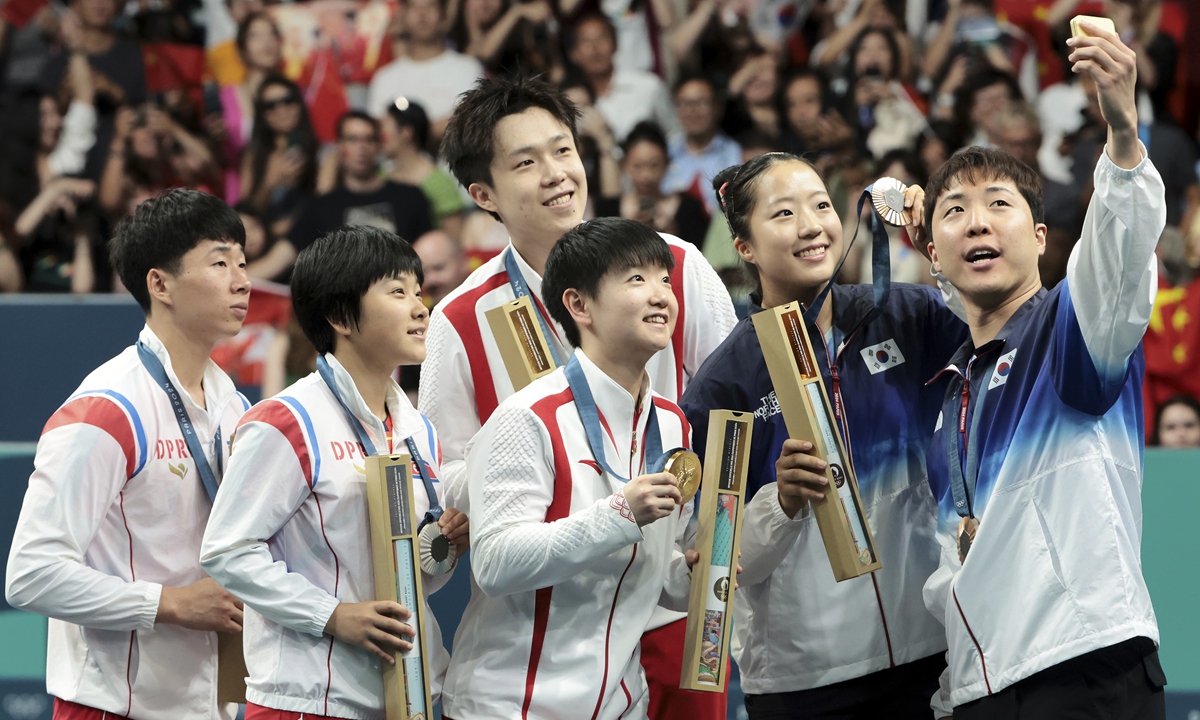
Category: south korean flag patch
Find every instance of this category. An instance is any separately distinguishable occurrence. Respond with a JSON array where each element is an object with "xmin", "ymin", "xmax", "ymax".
[
  {"xmin": 989, "ymin": 349, "xmax": 1017, "ymax": 389},
  {"xmin": 861, "ymin": 339, "xmax": 905, "ymax": 374}
]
